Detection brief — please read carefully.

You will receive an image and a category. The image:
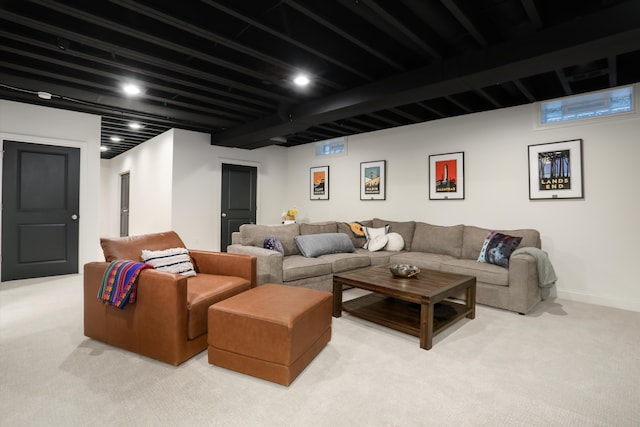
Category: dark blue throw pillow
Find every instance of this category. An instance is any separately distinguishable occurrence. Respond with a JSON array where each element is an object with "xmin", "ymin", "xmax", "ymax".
[
  {"xmin": 477, "ymin": 231, "xmax": 522, "ymax": 268},
  {"xmin": 264, "ymin": 236, "xmax": 284, "ymax": 255}
]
